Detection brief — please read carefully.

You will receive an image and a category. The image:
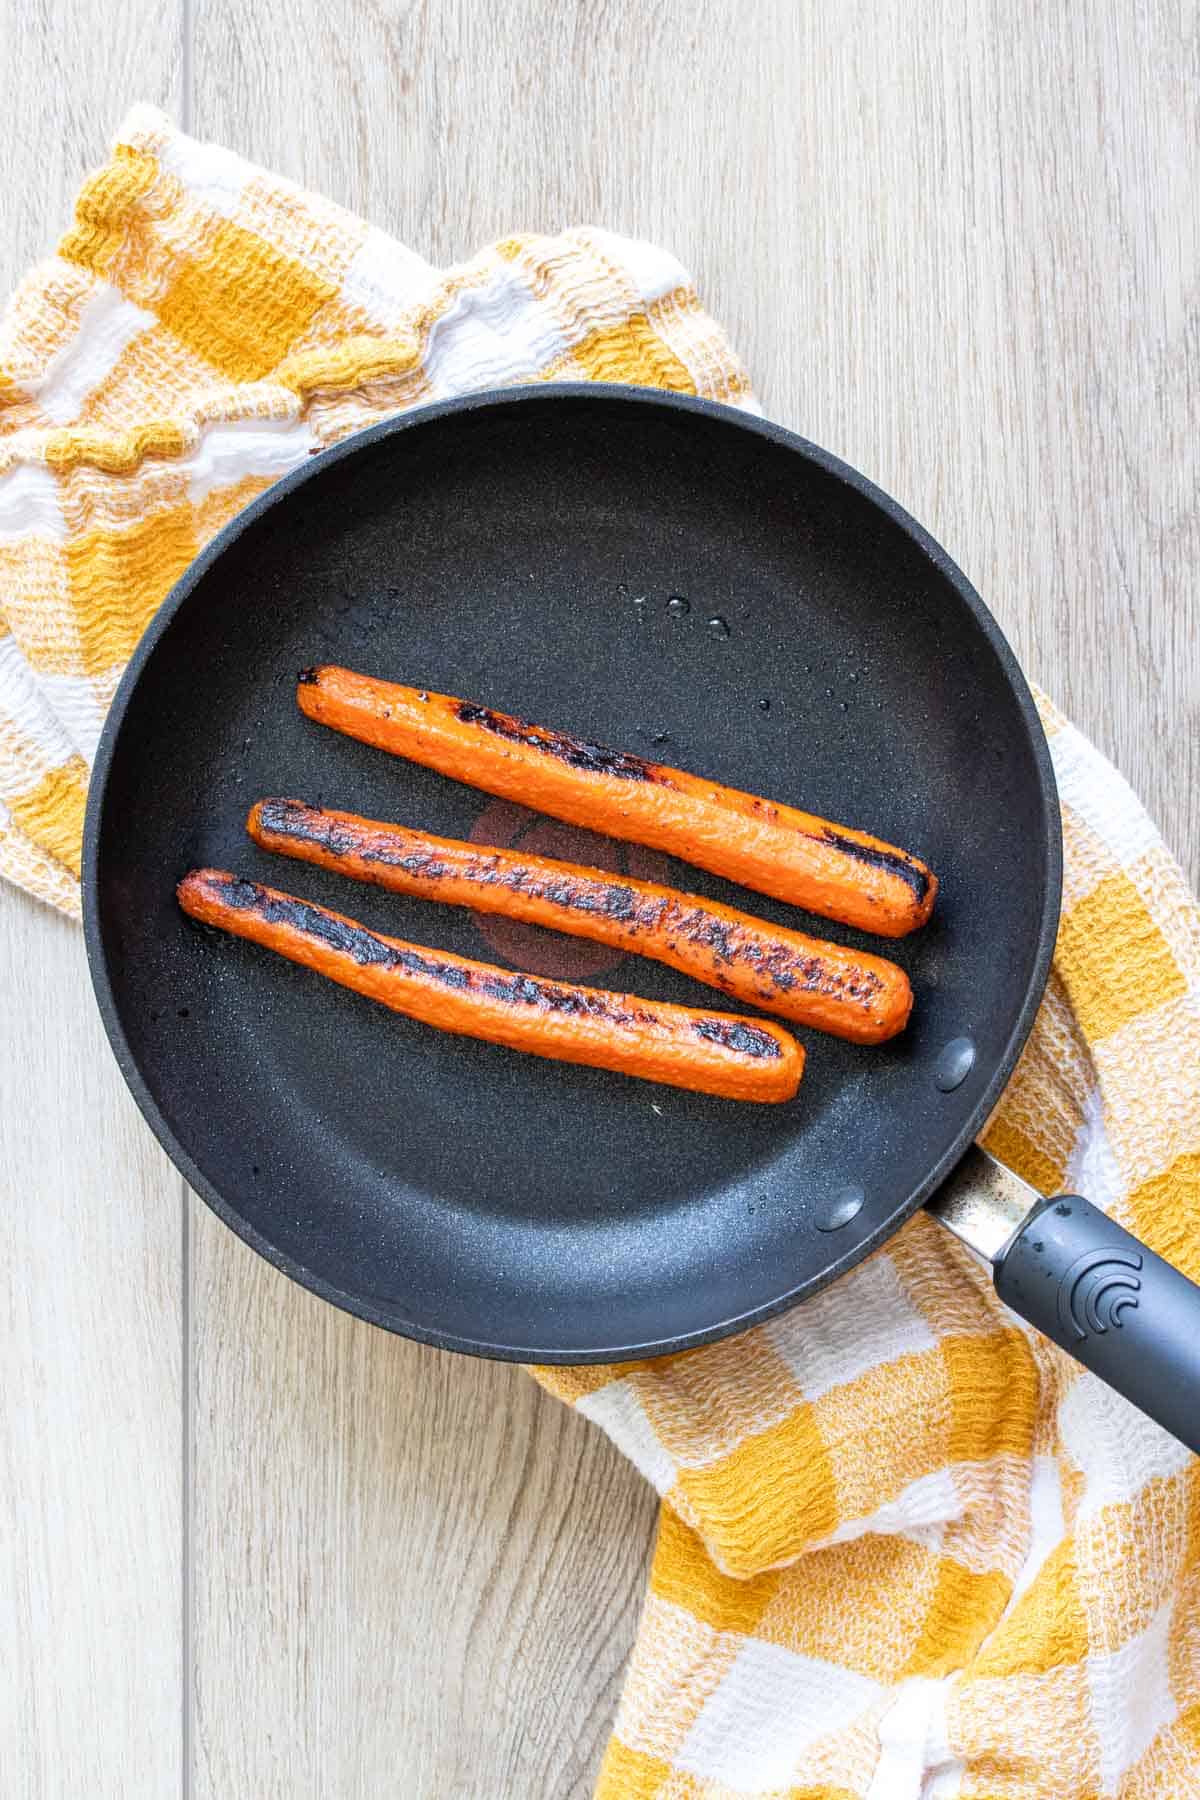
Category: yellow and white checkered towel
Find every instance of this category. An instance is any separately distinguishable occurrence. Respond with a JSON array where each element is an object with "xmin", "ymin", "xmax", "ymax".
[{"xmin": 2, "ymin": 109, "xmax": 1198, "ymax": 1799}]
